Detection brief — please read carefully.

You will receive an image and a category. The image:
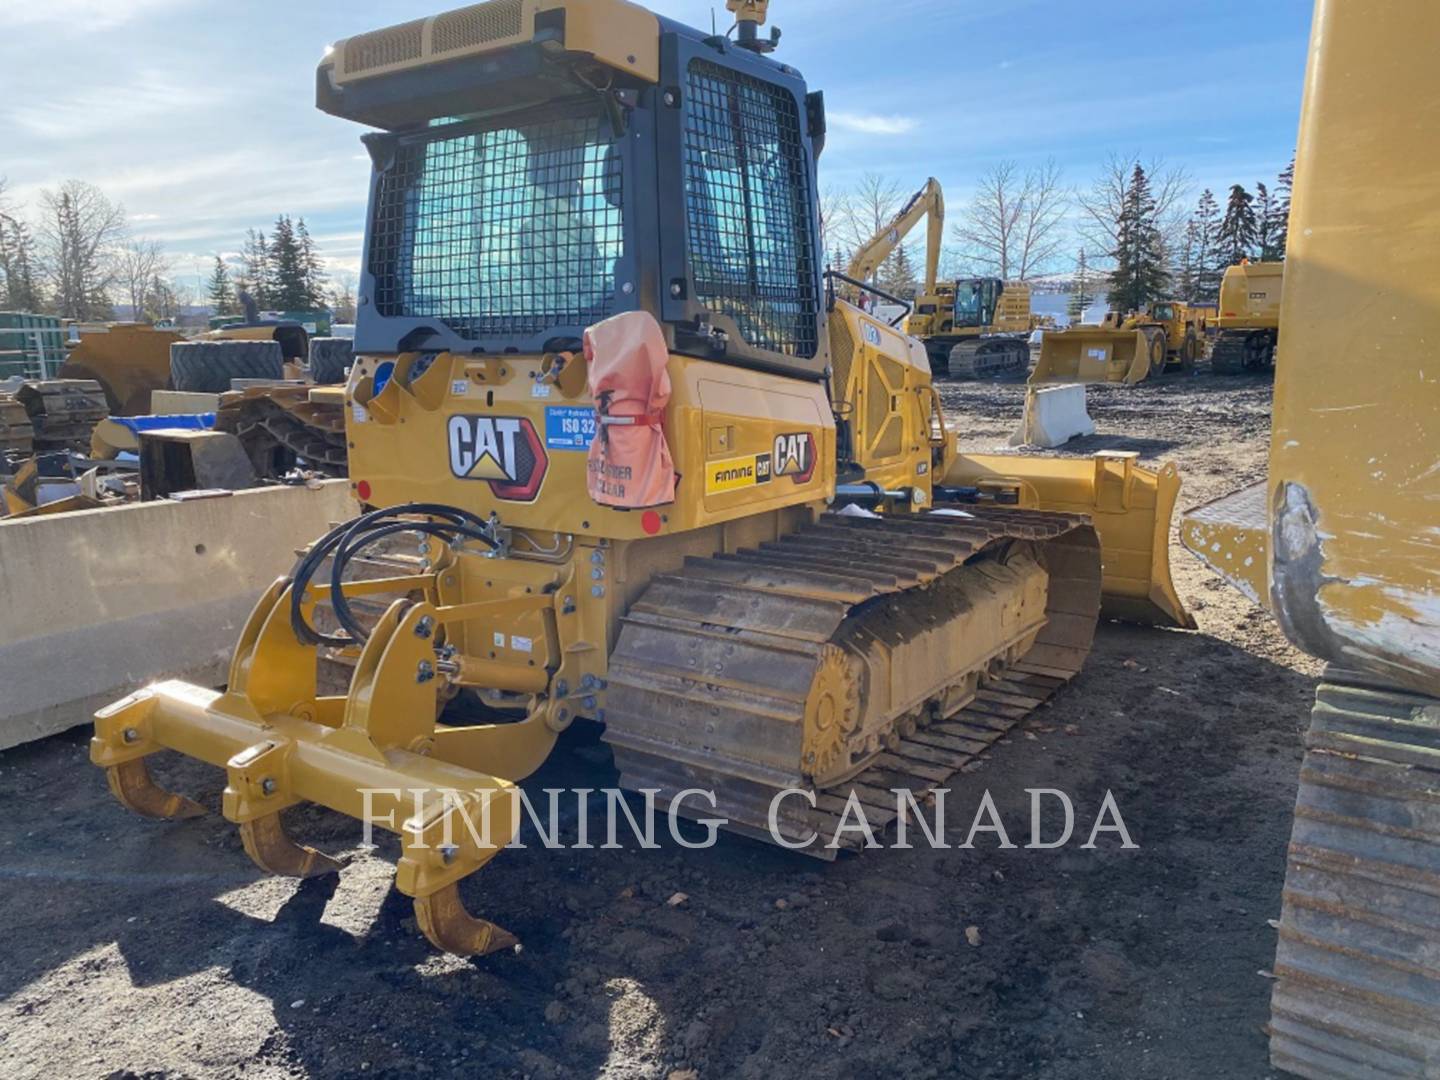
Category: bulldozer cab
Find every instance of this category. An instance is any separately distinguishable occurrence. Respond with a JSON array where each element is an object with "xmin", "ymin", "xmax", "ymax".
[{"xmin": 319, "ymin": 2, "xmax": 829, "ymax": 383}]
